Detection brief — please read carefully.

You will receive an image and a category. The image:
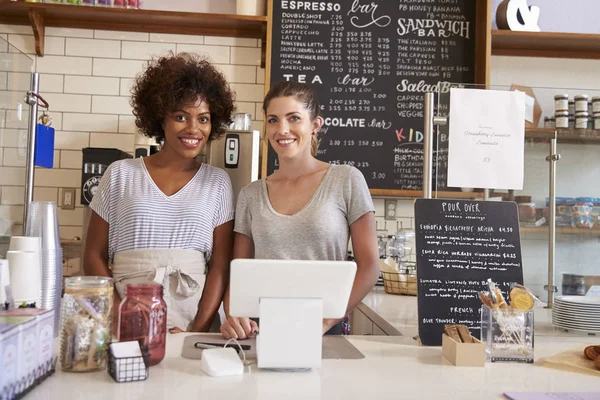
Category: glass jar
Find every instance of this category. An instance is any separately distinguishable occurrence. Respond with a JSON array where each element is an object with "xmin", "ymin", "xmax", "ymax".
[
  {"xmin": 593, "ymin": 97, "xmax": 600, "ymax": 114},
  {"xmin": 118, "ymin": 284, "xmax": 167, "ymax": 366},
  {"xmin": 554, "ymin": 110, "xmax": 568, "ymax": 128},
  {"xmin": 594, "ymin": 112, "xmax": 600, "ymax": 130},
  {"xmin": 553, "ymin": 94, "xmax": 568, "ymax": 112},
  {"xmin": 518, "ymin": 202, "xmax": 536, "ymax": 225},
  {"xmin": 574, "ymin": 94, "xmax": 589, "ymax": 112},
  {"xmin": 575, "ymin": 111, "xmax": 589, "ymax": 129},
  {"xmin": 60, "ymin": 276, "xmax": 113, "ymax": 372},
  {"xmin": 543, "ymin": 116, "xmax": 555, "ymax": 128}
]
